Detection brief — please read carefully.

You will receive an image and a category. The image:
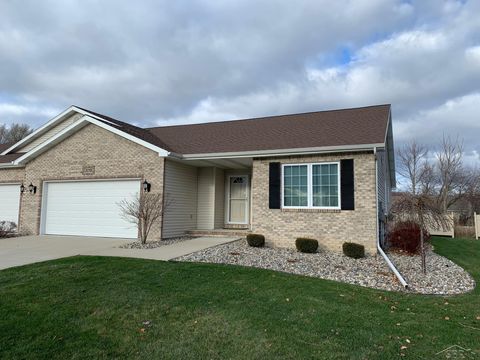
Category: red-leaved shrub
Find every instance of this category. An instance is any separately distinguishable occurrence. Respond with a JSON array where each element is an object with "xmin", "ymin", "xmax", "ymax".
[{"xmin": 387, "ymin": 221, "xmax": 429, "ymax": 254}]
